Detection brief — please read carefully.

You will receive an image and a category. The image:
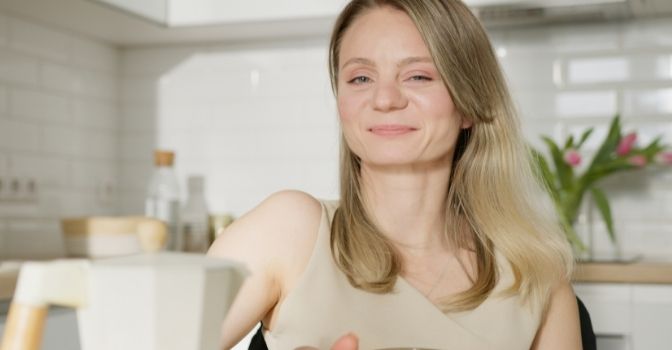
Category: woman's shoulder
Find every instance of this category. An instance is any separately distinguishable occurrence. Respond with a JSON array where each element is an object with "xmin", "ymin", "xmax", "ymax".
[
  {"xmin": 208, "ymin": 190, "xmax": 325, "ymax": 277},
  {"xmin": 254, "ymin": 189, "xmax": 322, "ymax": 213},
  {"xmin": 258, "ymin": 190, "xmax": 325, "ymax": 231},
  {"xmin": 206, "ymin": 191, "xmax": 327, "ymax": 345}
]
